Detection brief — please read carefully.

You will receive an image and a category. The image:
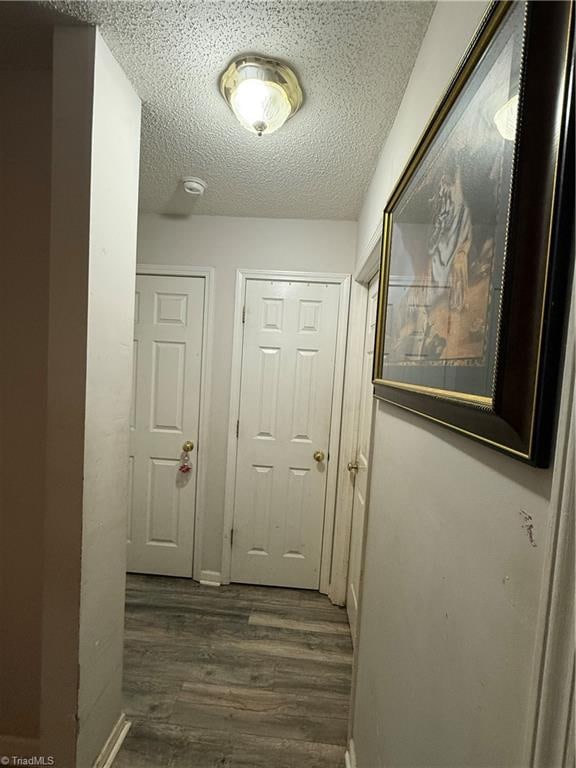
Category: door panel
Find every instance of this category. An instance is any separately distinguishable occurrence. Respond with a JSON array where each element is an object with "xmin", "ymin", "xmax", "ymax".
[
  {"xmin": 347, "ymin": 275, "xmax": 379, "ymax": 638},
  {"xmin": 231, "ymin": 279, "xmax": 341, "ymax": 589},
  {"xmin": 151, "ymin": 341, "xmax": 186, "ymax": 431},
  {"xmin": 127, "ymin": 274, "xmax": 204, "ymax": 577}
]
